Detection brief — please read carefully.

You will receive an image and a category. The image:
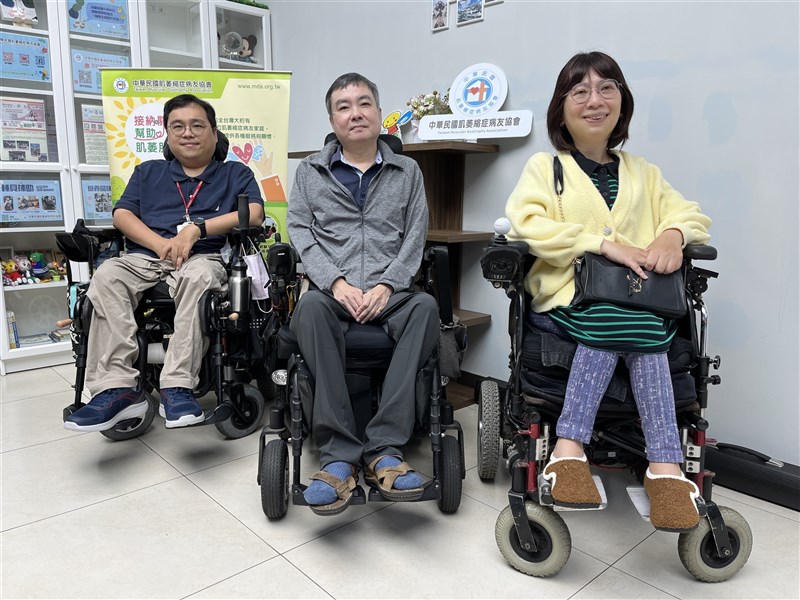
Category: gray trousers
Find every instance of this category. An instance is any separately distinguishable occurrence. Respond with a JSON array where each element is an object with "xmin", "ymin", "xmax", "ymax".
[
  {"xmin": 290, "ymin": 290, "xmax": 440, "ymax": 467},
  {"xmin": 85, "ymin": 253, "xmax": 226, "ymax": 397}
]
